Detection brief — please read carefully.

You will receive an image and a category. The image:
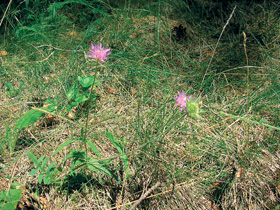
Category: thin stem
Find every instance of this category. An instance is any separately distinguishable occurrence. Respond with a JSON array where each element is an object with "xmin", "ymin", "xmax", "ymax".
[
  {"xmin": 83, "ymin": 60, "xmax": 99, "ymax": 163},
  {"xmin": 220, "ymin": 112, "xmax": 280, "ymax": 131},
  {"xmin": 200, "ymin": 5, "xmax": 236, "ymax": 90},
  {"xmin": 243, "ymin": 31, "xmax": 250, "ymax": 147},
  {"xmin": 0, "ymin": 0, "xmax": 13, "ymax": 28}
]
